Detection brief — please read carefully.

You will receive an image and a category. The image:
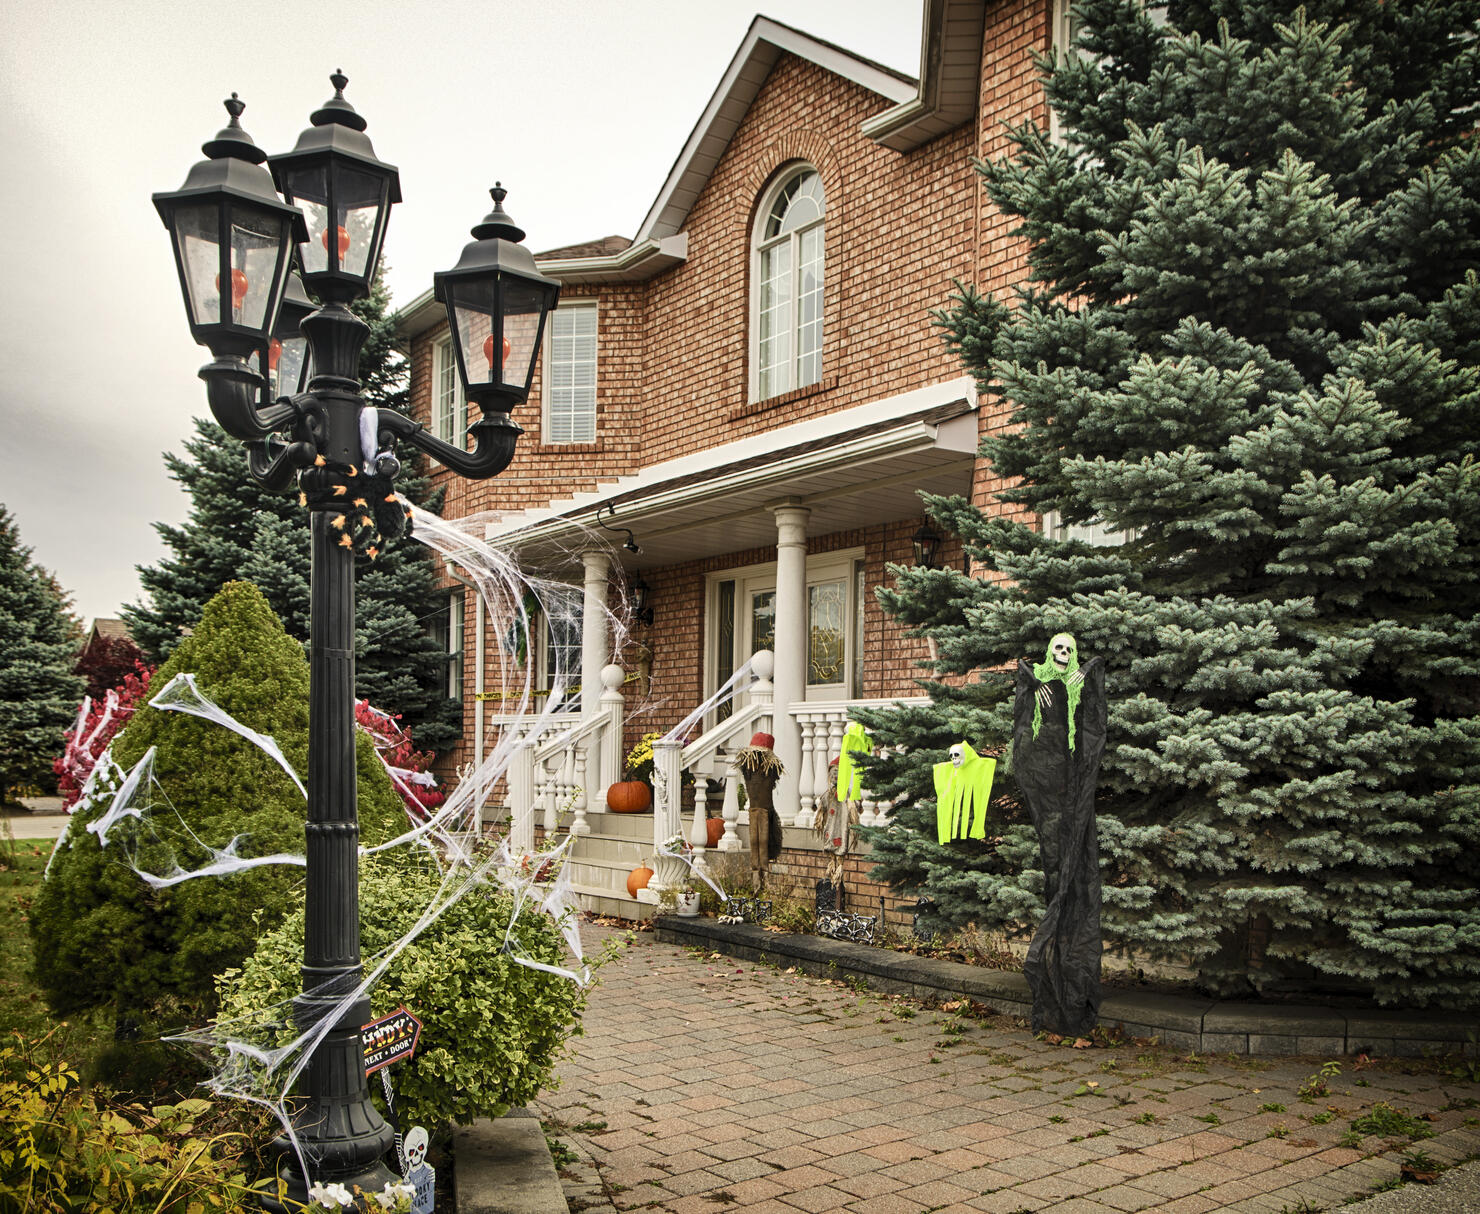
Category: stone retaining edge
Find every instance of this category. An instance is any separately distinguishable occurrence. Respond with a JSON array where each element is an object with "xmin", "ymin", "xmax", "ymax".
[{"xmin": 655, "ymin": 916, "xmax": 1480, "ymax": 1059}]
